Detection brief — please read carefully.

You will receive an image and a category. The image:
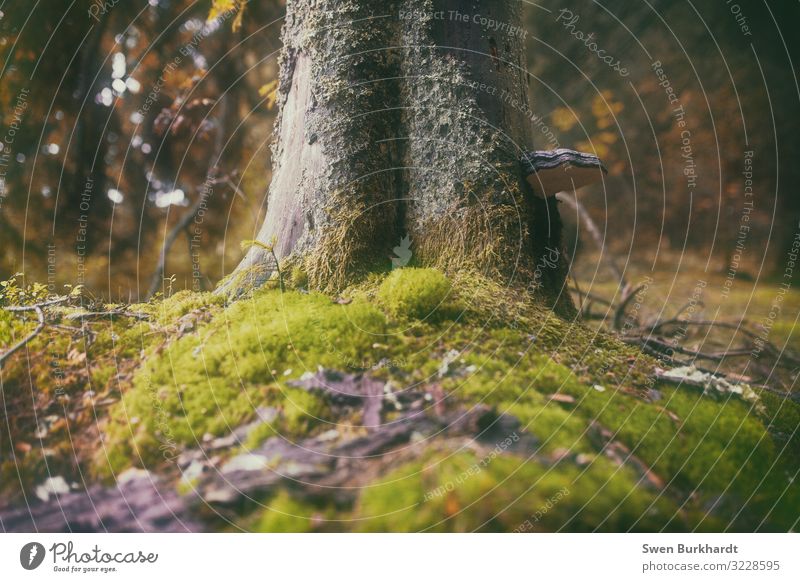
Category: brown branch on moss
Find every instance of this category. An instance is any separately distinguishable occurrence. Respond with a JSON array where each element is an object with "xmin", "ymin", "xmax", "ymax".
[
  {"xmin": 0, "ymin": 294, "xmax": 152, "ymax": 368},
  {"xmin": 64, "ymin": 309, "xmax": 150, "ymax": 322},
  {"xmin": 643, "ymin": 319, "xmax": 800, "ymax": 368},
  {"xmin": 561, "ymin": 191, "xmax": 798, "ymax": 380},
  {"xmin": 0, "ymin": 297, "xmax": 71, "ymax": 368},
  {"xmin": 612, "ymin": 282, "xmax": 647, "ymax": 331},
  {"xmin": 561, "ymin": 207, "xmax": 796, "ymax": 384},
  {"xmin": 570, "ymin": 278, "xmax": 800, "ymax": 383}
]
